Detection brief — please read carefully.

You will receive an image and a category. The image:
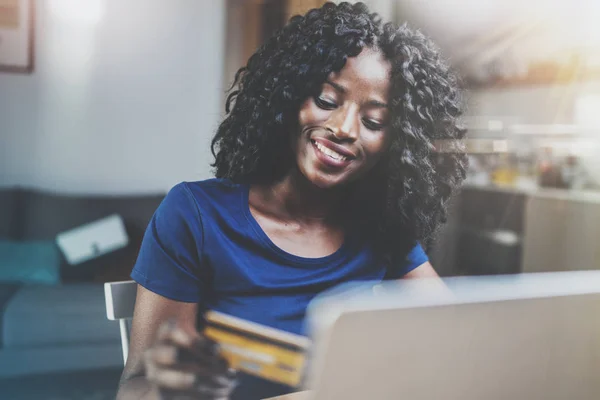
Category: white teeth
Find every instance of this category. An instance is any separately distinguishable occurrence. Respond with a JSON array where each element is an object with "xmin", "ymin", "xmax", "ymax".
[{"xmin": 314, "ymin": 141, "xmax": 347, "ymax": 161}]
